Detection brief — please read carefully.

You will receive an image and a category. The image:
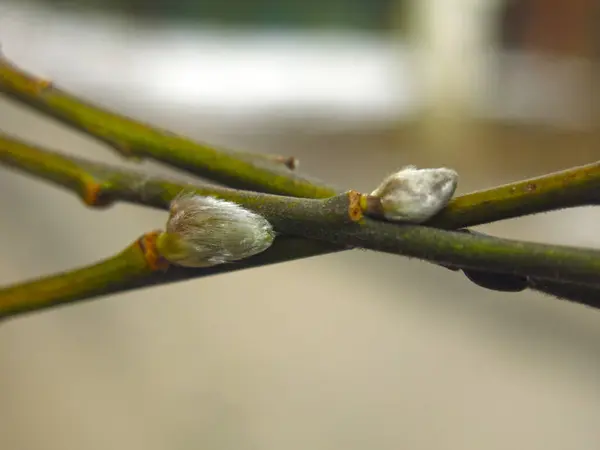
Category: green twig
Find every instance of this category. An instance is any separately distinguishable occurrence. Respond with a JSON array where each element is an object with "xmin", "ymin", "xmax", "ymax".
[
  {"xmin": 2, "ymin": 52, "xmax": 600, "ymax": 313},
  {"xmin": 0, "ymin": 233, "xmax": 336, "ymax": 320},
  {"xmin": 430, "ymin": 163, "xmax": 600, "ymax": 229},
  {"xmin": 2, "ymin": 133, "xmax": 600, "ymax": 291},
  {"xmin": 0, "ymin": 52, "xmax": 335, "ymax": 197},
  {"xmin": 3, "ymin": 131, "xmax": 600, "ymax": 230},
  {"xmin": 3, "ymin": 53, "xmax": 600, "ymax": 228}
]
